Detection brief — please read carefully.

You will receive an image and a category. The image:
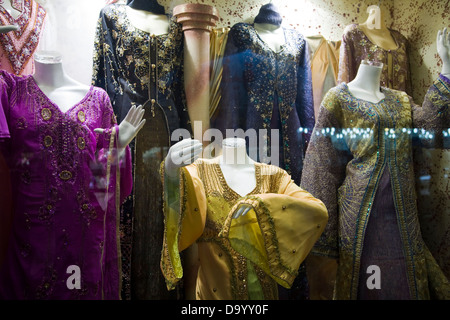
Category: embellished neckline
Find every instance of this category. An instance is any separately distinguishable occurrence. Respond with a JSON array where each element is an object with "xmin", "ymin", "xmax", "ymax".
[
  {"xmin": 214, "ymin": 162, "xmax": 261, "ymax": 201},
  {"xmin": 28, "ymin": 75, "xmax": 95, "ymax": 115},
  {"xmin": 121, "ymin": 4, "xmax": 171, "ymax": 37},
  {"xmin": 355, "ymin": 24, "xmax": 400, "ymax": 52},
  {"xmin": 250, "ymin": 23, "xmax": 287, "ymax": 54},
  {"xmin": 341, "ymin": 82, "xmax": 390, "ymax": 105}
]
